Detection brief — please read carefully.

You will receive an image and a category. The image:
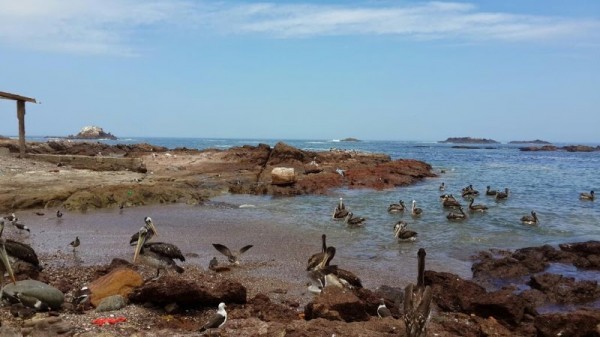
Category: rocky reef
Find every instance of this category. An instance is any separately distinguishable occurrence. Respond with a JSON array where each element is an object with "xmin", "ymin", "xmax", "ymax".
[
  {"xmin": 439, "ymin": 137, "xmax": 499, "ymax": 144},
  {"xmin": 509, "ymin": 139, "xmax": 551, "ymax": 144},
  {"xmin": 520, "ymin": 145, "xmax": 600, "ymax": 152},
  {"xmin": 67, "ymin": 126, "xmax": 117, "ymax": 140}
]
